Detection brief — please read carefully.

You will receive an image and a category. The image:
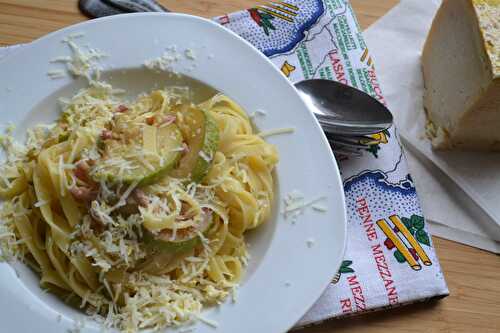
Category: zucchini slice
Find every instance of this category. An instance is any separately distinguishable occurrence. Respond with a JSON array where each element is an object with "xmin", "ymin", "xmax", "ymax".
[
  {"xmin": 171, "ymin": 106, "xmax": 219, "ymax": 182},
  {"xmin": 92, "ymin": 123, "xmax": 183, "ymax": 186},
  {"xmin": 143, "ymin": 210, "xmax": 213, "ymax": 253}
]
